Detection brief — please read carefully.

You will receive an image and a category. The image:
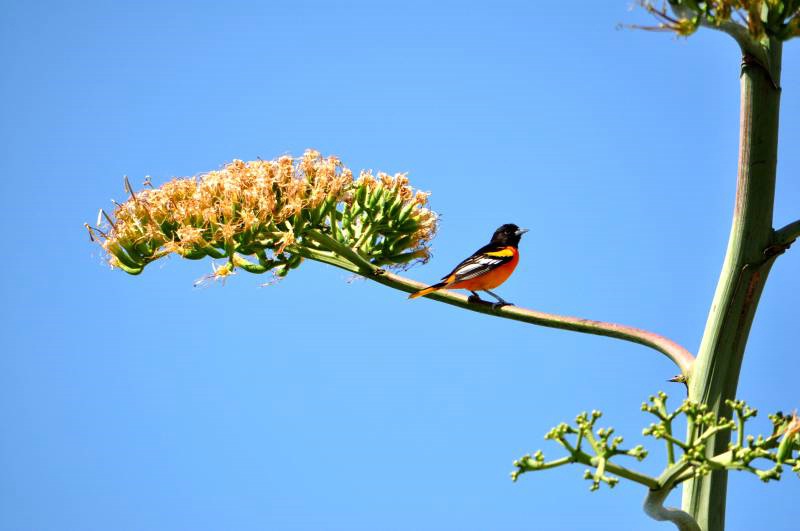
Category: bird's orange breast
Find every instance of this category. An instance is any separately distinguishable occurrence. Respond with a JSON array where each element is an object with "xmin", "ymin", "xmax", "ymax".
[{"xmin": 449, "ymin": 247, "xmax": 519, "ymax": 291}]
